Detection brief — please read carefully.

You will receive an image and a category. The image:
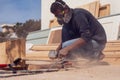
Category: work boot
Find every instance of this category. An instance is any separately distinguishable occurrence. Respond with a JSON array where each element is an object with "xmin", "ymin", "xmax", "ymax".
[
  {"xmin": 98, "ymin": 53, "xmax": 105, "ymax": 60},
  {"xmin": 89, "ymin": 52, "xmax": 105, "ymax": 62}
]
